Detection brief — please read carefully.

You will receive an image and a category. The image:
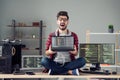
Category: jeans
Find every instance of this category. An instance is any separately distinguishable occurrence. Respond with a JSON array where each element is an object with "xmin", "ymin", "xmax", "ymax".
[{"xmin": 41, "ymin": 57, "xmax": 86, "ymax": 75}]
